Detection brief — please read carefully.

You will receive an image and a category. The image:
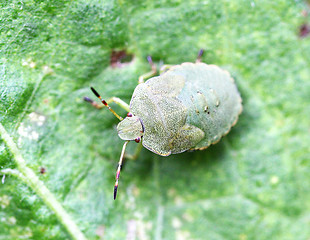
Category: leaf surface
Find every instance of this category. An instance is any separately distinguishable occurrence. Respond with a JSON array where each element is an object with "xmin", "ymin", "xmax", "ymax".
[{"xmin": 1, "ymin": 0, "xmax": 310, "ymax": 239}]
